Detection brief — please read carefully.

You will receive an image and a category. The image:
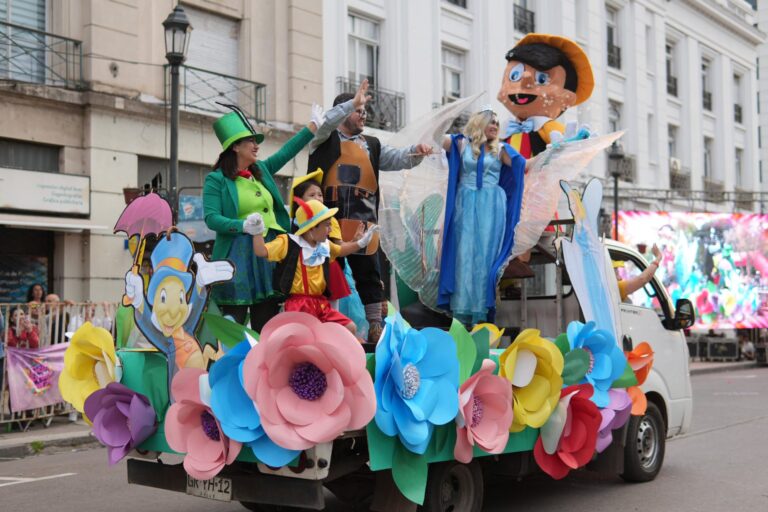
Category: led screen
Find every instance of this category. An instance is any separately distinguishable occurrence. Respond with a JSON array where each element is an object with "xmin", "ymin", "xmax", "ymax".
[{"xmin": 617, "ymin": 211, "xmax": 768, "ymax": 329}]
